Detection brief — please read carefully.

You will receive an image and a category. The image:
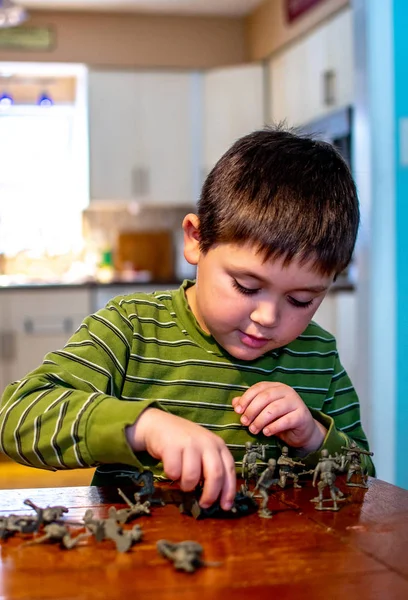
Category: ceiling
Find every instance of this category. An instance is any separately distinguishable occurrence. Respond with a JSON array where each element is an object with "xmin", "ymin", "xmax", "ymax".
[{"xmin": 19, "ymin": 0, "xmax": 265, "ymax": 17}]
